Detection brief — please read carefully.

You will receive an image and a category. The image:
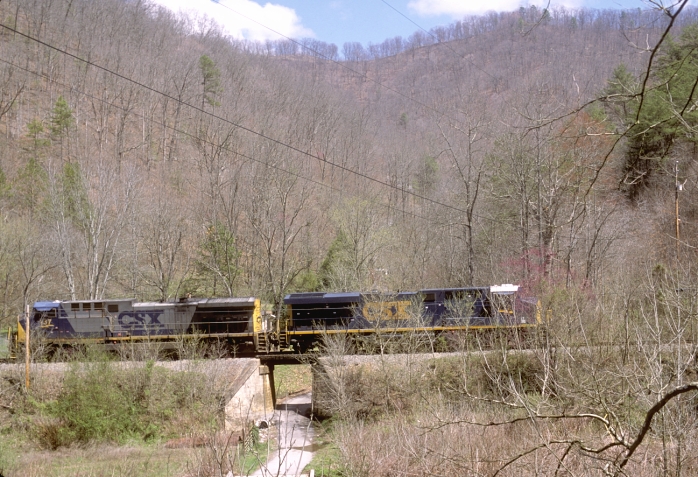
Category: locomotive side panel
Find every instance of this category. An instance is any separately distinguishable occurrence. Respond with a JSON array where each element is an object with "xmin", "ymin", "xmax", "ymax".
[
  {"xmin": 420, "ymin": 287, "xmax": 492, "ymax": 326},
  {"xmin": 358, "ymin": 292, "xmax": 419, "ymax": 328},
  {"xmin": 189, "ymin": 297, "xmax": 259, "ymax": 334},
  {"xmin": 110, "ymin": 302, "xmax": 181, "ymax": 336},
  {"xmin": 285, "ymin": 292, "xmax": 361, "ymax": 330},
  {"xmin": 20, "ymin": 299, "xmax": 141, "ymax": 341}
]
